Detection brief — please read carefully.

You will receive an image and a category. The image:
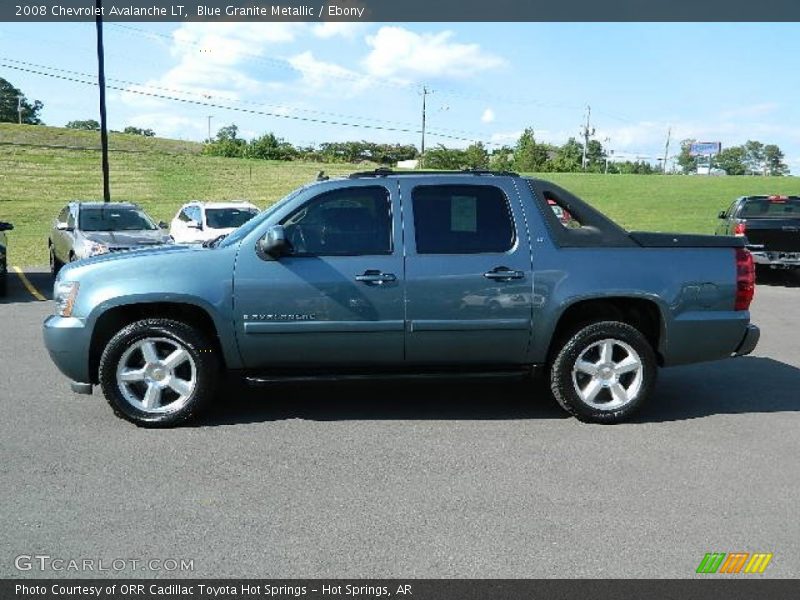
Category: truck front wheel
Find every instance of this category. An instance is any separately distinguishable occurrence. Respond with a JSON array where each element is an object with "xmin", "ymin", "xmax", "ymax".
[
  {"xmin": 98, "ymin": 318, "xmax": 220, "ymax": 427},
  {"xmin": 550, "ymin": 321, "xmax": 656, "ymax": 424}
]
